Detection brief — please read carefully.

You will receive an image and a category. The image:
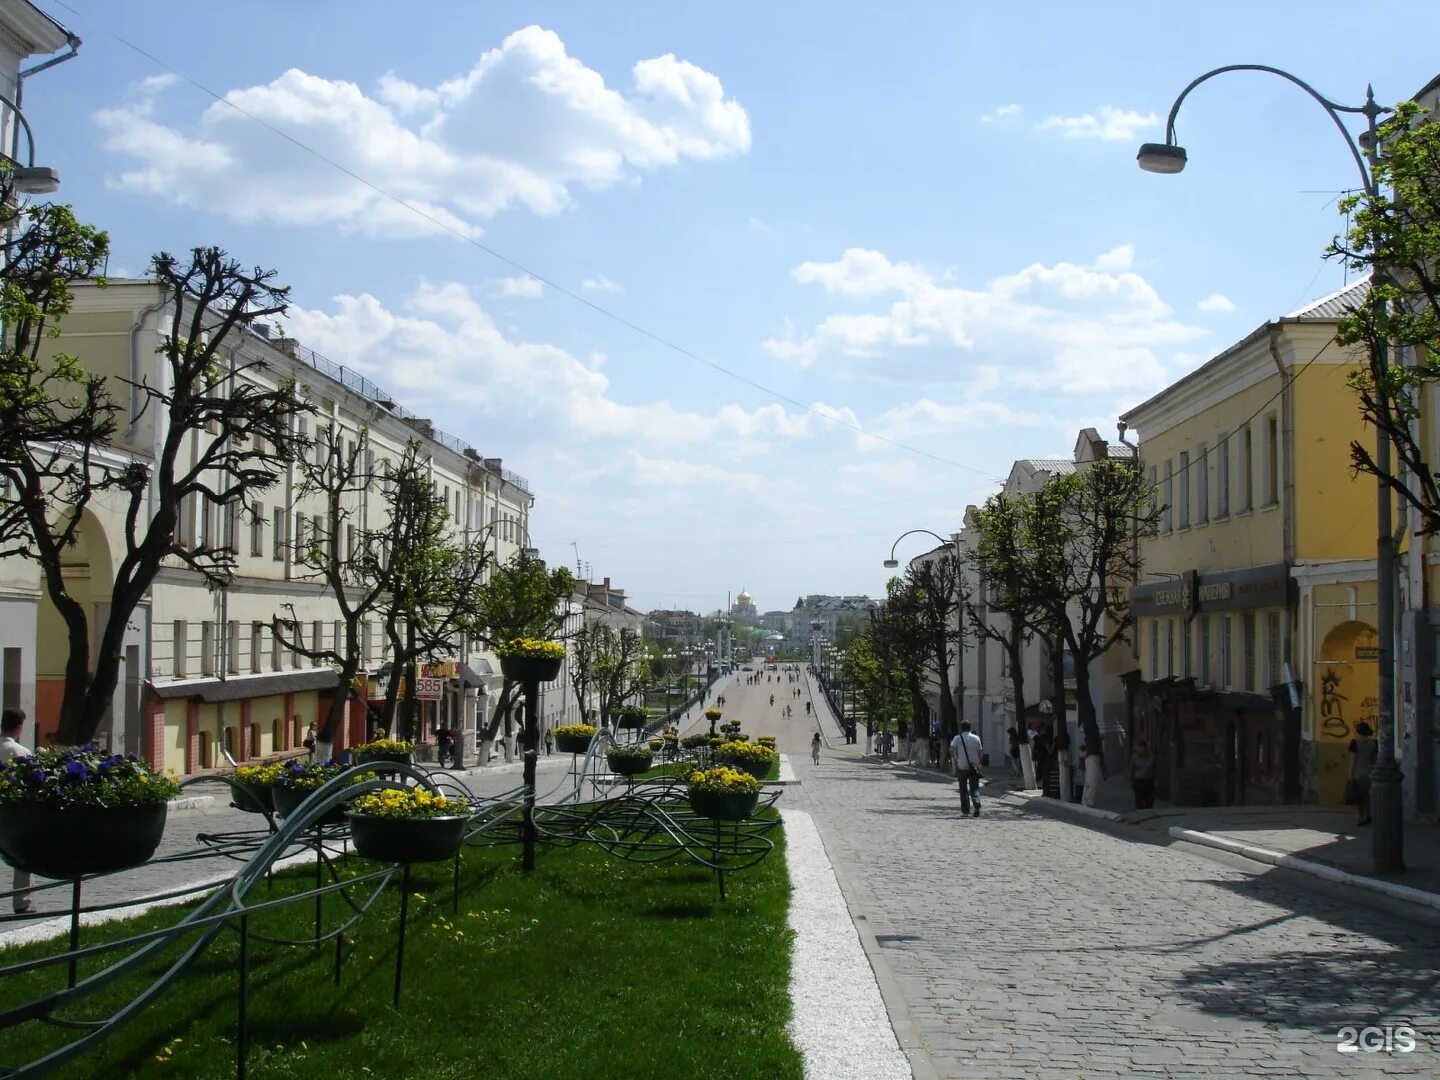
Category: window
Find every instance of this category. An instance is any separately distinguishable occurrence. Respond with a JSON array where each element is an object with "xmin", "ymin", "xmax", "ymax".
[
  {"xmin": 1177, "ymin": 452, "xmax": 1190, "ymax": 528},
  {"xmin": 1266, "ymin": 611, "xmax": 1282, "ymax": 688},
  {"xmin": 1241, "ymin": 427, "xmax": 1254, "ymax": 510},
  {"xmin": 176, "ymin": 494, "xmax": 196, "ymax": 547},
  {"xmin": 225, "ymin": 500, "xmax": 241, "ymax": 553},
  {"xmin": 1165, "ymin": 618, "xmax": 1175, "ymax": 677},
  {"xmin": 1147, "ymin": 465, "xmax": 1158, "ymax": 520},
  {"xmin": 1242, "ymin": 611, "xmax": 1256, "ymax": 692},
  {"xmin": 2, "ymin": 648, "xmax": 21, "ymax": 713},
  {"xmin": 250, "ymin": 623, "xmax": 264, "ymax": 674},
  {"xmin": 201, "ymin": 498, "xmax": 215, "ymax": 548},
  {"xmin": 333, "ymin": 621, "xmax": 343, "ymax": 656},
  {"xmin": 272, "ymin": 506, "xmax": 286, "ymax": 560},
  {"xmin": 362, "ymin": 621, "xmax": 373, "ymax": 666},
  {"xmin": 295, "ymin": 512, "xmax": 307, "ymax": 558},
  {"xmin": 1264, "ymin": 414, "xmax": 1279, "ymax": 505},
  {"xmin": 1197, "ymin": 444, "xmax": 1209, "ymax": 524},
  {"xmin": 1162, "ymin": 460, "xmax": 1174, "ymax": 532},
  {"xmin": 250, "ymin": 501, "xmax": 264, "ymax": 556},
  {"xmin": 227, "ymin": 621, "xmax": 241, "ymax": 675},
  {"xmin": 1216, "ymin": 437, "xmax": 1230, "ymax": 517},
  {"xmin": 201, "ymin": 622, "xmax": 216, "ymax": 677},
  {"xmin": 272, "ymin": 626, "xmax": 284, "ymax": 671},
  {"xmin": 312, "ymin": 621, "xmax": 323, "ymax": 666},
  {"xmin": 173, "ymin": 621, "xmax": 188, "ymax": 677},
  {"xmin": 346, "ymin": 524, "xmax": 356, "ymax": 562},
  {"xmin": 1181, "ymin": 618, "xmax": 1192, "ymax": 678},
  {"xmin": 1200, "ymin": 616, "xmax": 1212, "ymax": 685},
  {"xmin": 1219, "ymin": 615, "xmax": 1232, "ymax": 688}
]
